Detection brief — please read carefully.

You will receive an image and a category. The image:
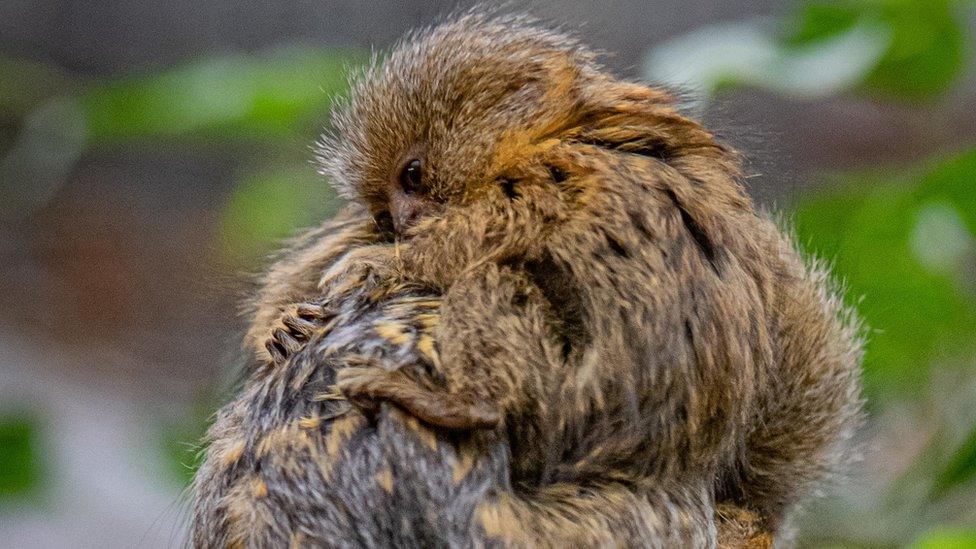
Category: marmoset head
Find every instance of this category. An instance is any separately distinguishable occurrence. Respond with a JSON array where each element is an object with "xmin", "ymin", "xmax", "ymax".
[{"xmin": 317, "ymin": 11, "xmax": 726, "ymax": 238}]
